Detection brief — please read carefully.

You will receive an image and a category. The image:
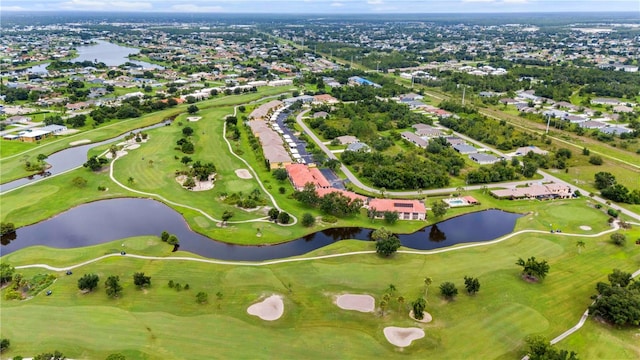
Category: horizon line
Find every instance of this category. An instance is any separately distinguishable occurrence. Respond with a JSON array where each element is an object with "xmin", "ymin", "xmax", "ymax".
[{"xmin": 1, "ymin": 10, "xmax": 638, "ymax": 14}]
